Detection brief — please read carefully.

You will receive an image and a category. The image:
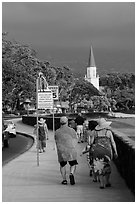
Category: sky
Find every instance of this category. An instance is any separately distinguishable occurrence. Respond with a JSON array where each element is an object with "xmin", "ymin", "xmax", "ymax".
[{"xmin": 2, "ymin": 2, "xmax": 135, "ymax": 76}]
